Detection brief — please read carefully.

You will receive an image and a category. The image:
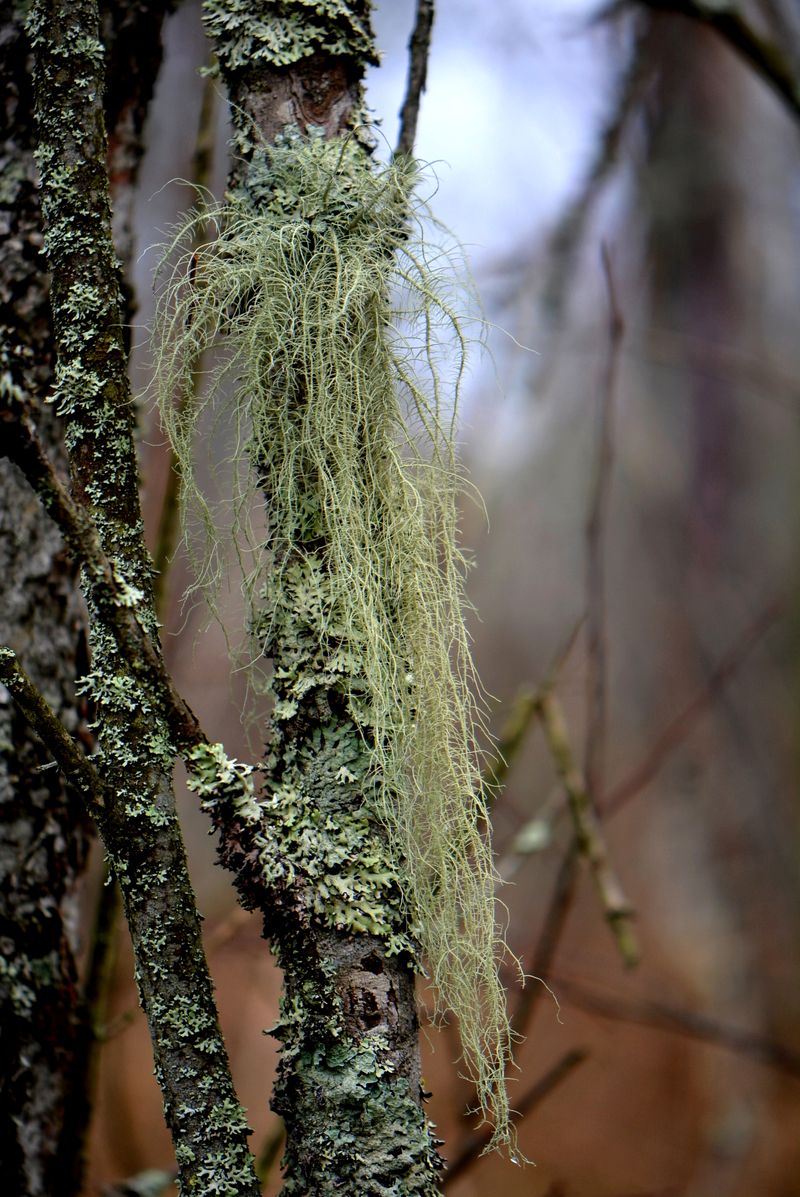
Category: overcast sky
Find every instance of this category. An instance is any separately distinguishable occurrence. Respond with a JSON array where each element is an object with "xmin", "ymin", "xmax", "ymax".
[{"xmin": 367, "ymin": 0, "xmax": 611, "ymax": 266}]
